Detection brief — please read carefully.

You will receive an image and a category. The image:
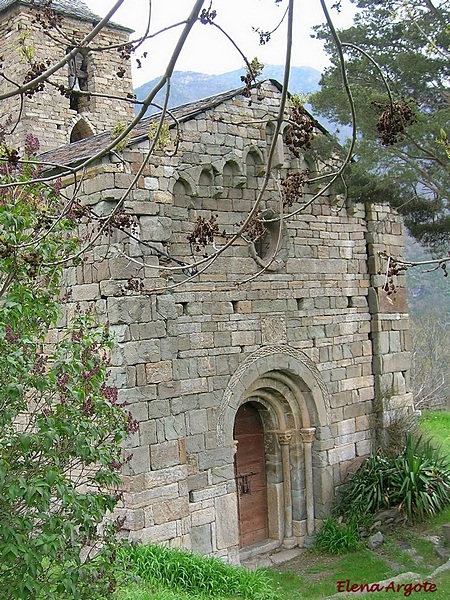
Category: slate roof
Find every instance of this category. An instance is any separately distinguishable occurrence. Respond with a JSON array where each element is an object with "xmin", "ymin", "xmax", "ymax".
[
  {"xmin": 0, "ymin": 0, "xmax": 99, "ymax": 20},
  {"xmin": 0, "ymin": 0, "xmax": 132, "ymax": 30},
  {"xmin": 39, "ymin": 86, "xmax": 251, "ymax": 168},
  {"xmin": 39, "ymin": 80, "xmax": 327, "ymax": 170}
]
